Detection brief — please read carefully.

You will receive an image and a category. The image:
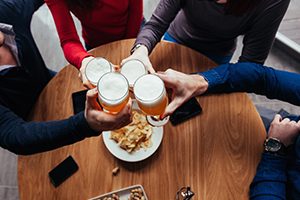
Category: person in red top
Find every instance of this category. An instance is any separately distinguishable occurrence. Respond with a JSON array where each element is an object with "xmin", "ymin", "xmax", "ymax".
[{"xmin": 45, "ymin": 0, "xmax": 143, "ymax": 87}]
